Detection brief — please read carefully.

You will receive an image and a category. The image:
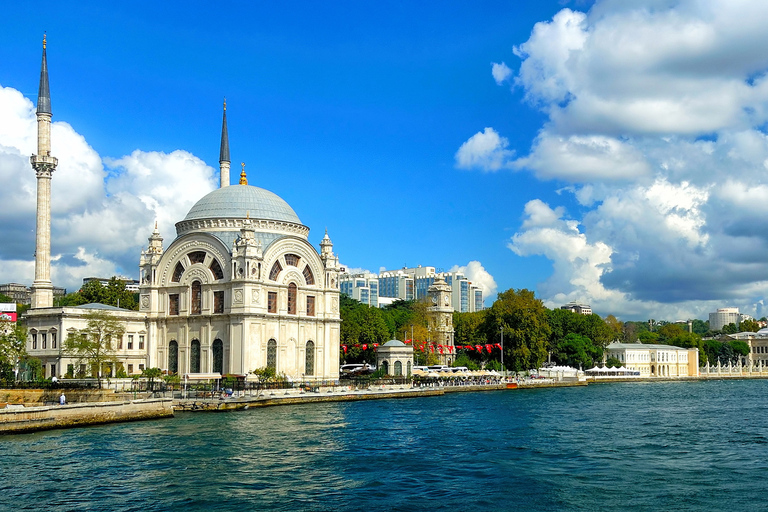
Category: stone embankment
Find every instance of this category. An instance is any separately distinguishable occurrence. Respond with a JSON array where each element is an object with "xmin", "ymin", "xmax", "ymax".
[{"xmin": 0, "ymin": 398, "xmax": 174, "ymax": 435}]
